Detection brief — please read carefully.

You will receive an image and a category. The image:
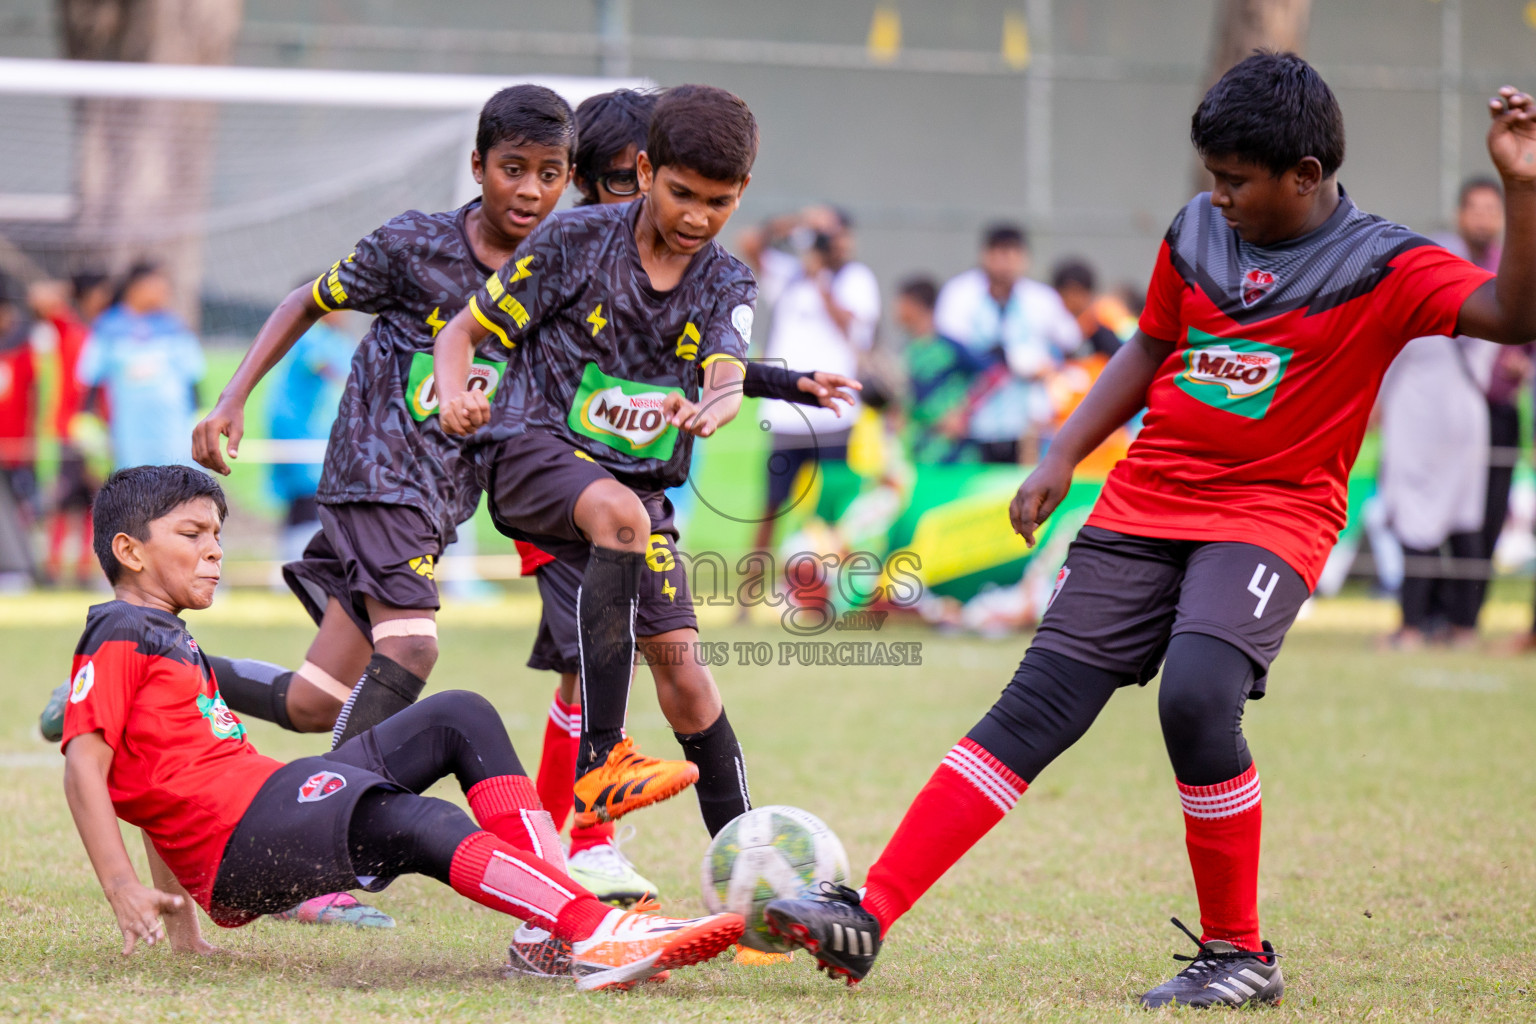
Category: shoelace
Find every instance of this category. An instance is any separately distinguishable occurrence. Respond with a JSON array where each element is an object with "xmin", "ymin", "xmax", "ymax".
[
  {"xmin": 1167, "ymin": 917, "xmax": 1280, "ymax": 970},
  {"xmin": 811, "ymin": 881, "xmax": 864, "ymax": 905}
]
